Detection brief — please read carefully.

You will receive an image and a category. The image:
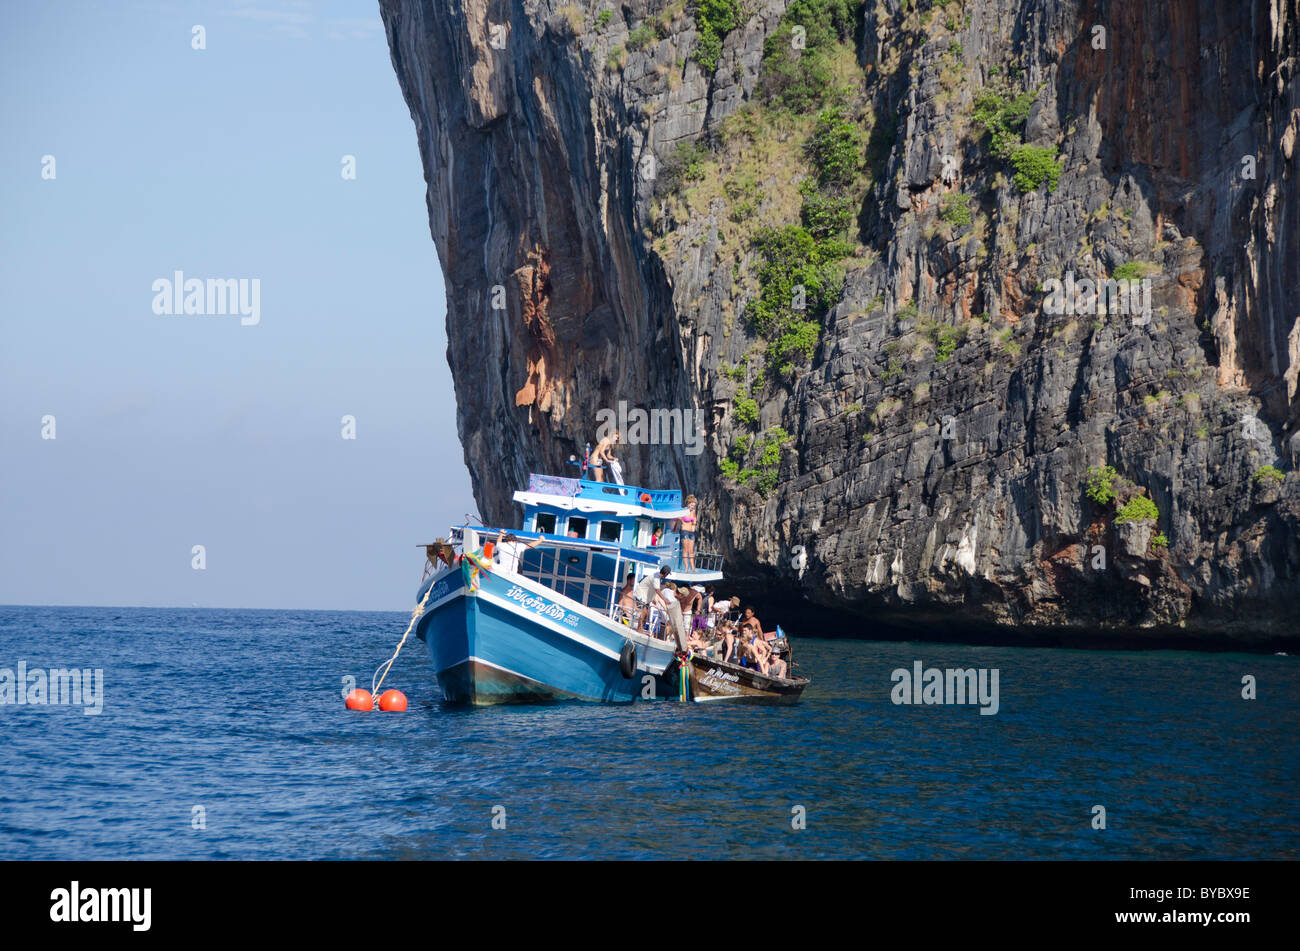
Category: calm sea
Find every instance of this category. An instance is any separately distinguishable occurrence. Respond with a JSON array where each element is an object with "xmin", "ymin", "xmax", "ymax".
[{"xmin": 0, "ymin": 605, "xmax": 1295, "ymax": 860}]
